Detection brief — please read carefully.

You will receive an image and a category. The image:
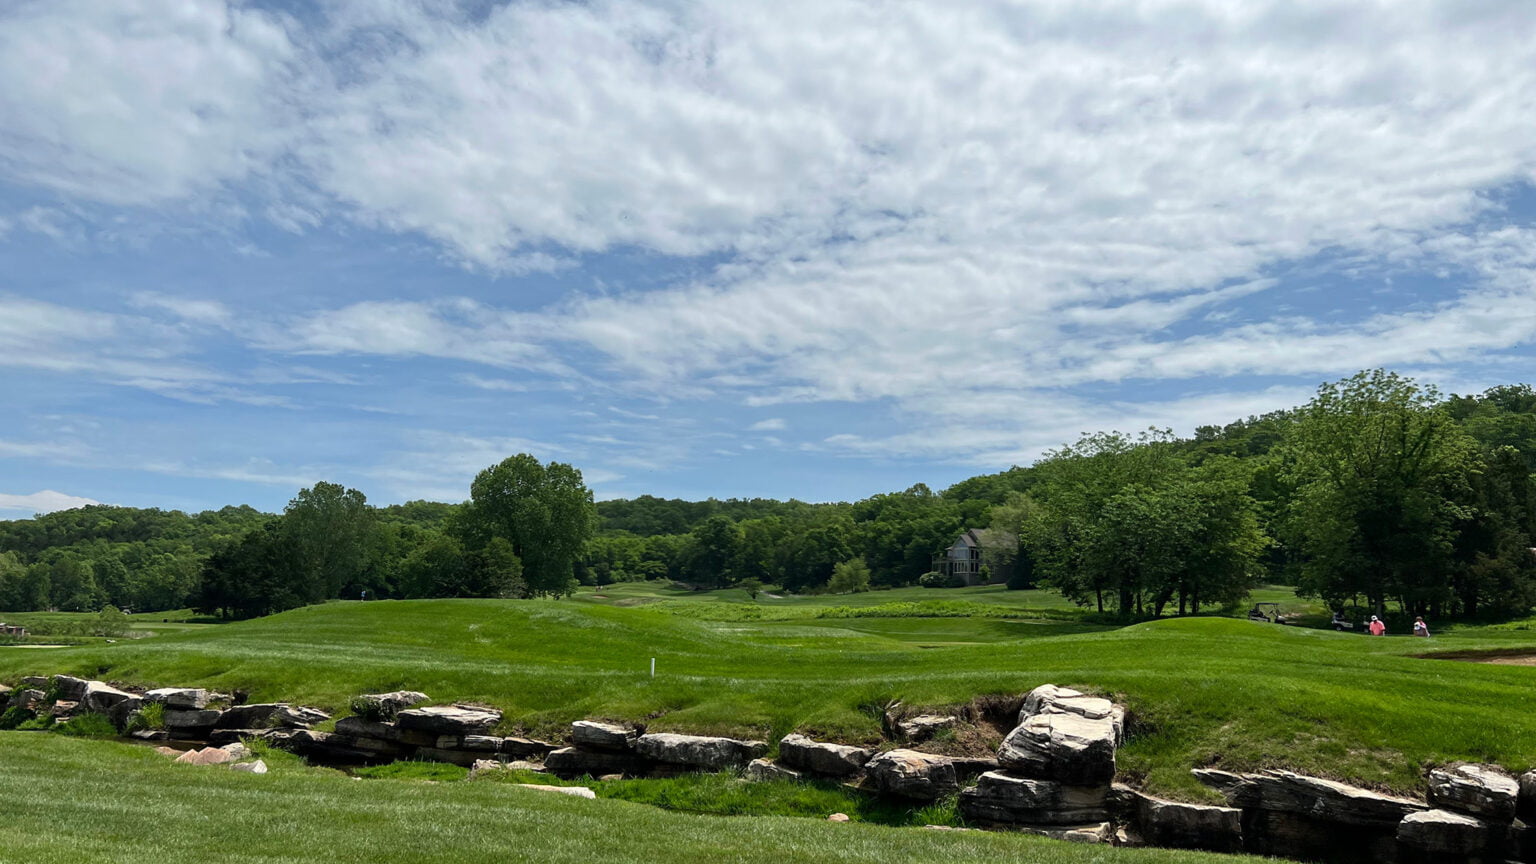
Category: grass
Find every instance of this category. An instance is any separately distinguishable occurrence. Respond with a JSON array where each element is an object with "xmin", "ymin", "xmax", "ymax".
[
  {"xmin": 2, "ymin": 596, "xmax": 1535, "ymax": 799},
  {"xmin": 0, "ymin": 733, "xmax": 1255, "ymax": 864}
]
